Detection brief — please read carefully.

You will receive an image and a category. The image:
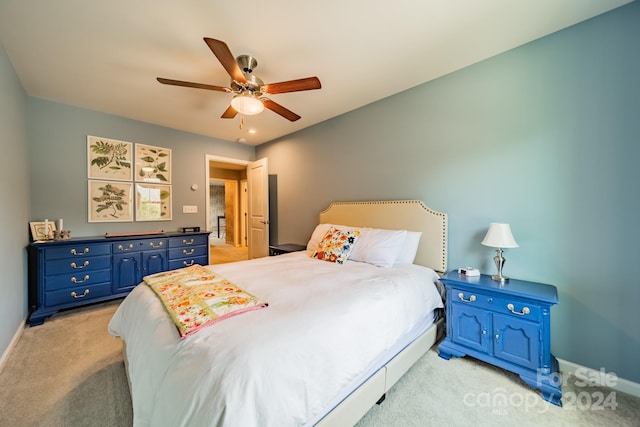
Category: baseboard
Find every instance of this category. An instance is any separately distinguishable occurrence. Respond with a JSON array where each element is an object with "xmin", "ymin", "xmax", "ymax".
[
  {"xmin": 0, "ymin": 316, "xmax": 27, "ymax": 374},
  {"xmin": 558, "ymin": 358, "xmax": 640, "ymax": 398}
]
